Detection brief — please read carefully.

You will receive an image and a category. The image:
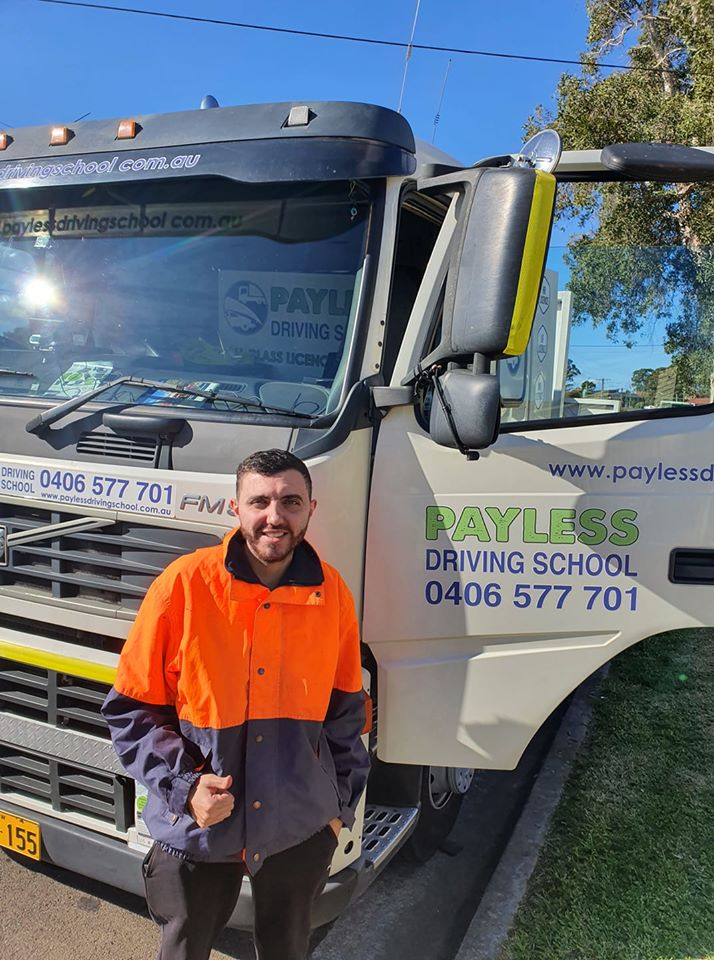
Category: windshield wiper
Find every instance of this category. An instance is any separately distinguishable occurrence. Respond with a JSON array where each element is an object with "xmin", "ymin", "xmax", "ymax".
[
  {"xmin": 0, "ymin": 369, "xmax": 36, "ymax": 379},
  {"xmin": 25, "ymin": 375, "xmax": 317, "ymax": 434}
]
